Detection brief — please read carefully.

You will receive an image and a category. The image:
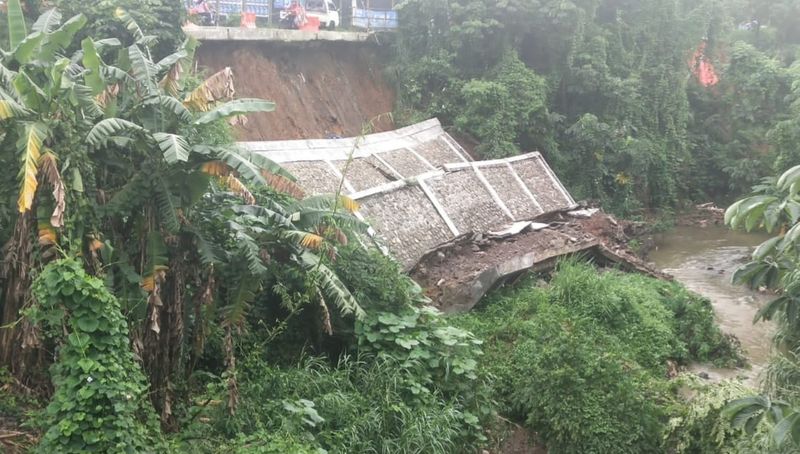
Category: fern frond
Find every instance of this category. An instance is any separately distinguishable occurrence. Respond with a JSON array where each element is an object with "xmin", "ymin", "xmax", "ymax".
[{"xmin": 17, "ymin": 122, "xmax": 48, "ymax": 213}]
